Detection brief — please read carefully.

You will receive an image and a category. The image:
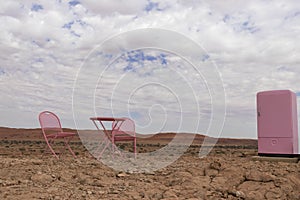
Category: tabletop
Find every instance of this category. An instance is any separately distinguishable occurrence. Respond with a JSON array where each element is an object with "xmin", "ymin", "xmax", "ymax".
[{"xmin": 89, "ymin": 117, "xmax": 125, "ymax": 121}]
